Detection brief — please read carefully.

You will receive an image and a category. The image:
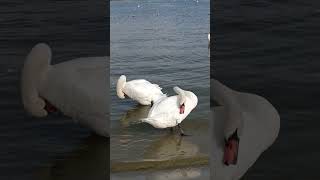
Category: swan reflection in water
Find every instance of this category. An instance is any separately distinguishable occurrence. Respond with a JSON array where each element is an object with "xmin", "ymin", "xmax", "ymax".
[
  {"xmin": 34, "ymin": 134, "xmax": 108, "ymax": 180},
  {"xmin": 112, "ymin": 133, "xmax": 209, "ymax": 180},
  {"xmin": 111, "ymin": 167, "xmax": 209, "ymax": 180},
  {"xmin": 120, "ymin": 104, "xmax": 151, "ymax": 127},
  {"xmin": 144, "ymin": 134, "xmax": 199, "ymax": 160}
]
